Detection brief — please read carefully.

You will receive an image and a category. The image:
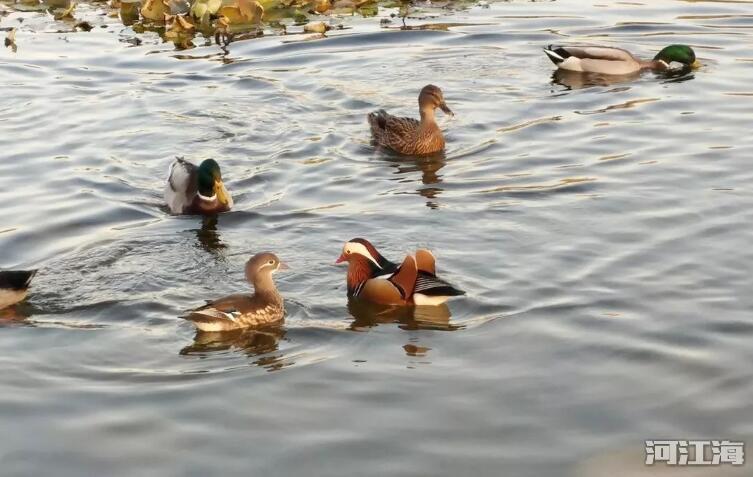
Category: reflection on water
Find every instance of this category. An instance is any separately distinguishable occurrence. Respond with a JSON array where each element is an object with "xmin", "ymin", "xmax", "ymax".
[
  {"xmin": 552, "ymin": 67, "xmax": 696, "ymax": 90},
  {"xmin": 180, "ymin": 326, "xmax": 286, "ymax": 368},
  {"xmin": 0, "ymin": 306, "xmax": 30, "ymax": 326},
  {"xmin": 551, "ymin": 69, "xmax": 642, "ymax": 90},
  {"xmin": 385, "ymin": 152, "xmax": 447, "ymax": 209},
  {"xmin": 347, "ymin": 298, "xmax": 461, "ymax": 332},
  {"xmin": 194, "ymin": 215, "xmax": 227, "ymax": 256}
]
